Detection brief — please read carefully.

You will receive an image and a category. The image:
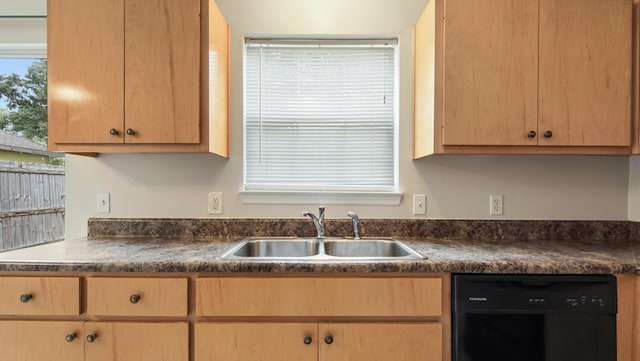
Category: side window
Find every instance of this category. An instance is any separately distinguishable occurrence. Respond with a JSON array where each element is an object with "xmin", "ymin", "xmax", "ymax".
[
  {"xmin": 243, "ymin": 39, "xmax": 398, "ymax": 193},
  {"xmin": 0, "ymin": 14, "xmax": 65, "ymax": 250}
]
